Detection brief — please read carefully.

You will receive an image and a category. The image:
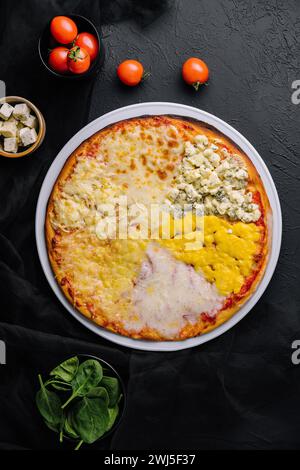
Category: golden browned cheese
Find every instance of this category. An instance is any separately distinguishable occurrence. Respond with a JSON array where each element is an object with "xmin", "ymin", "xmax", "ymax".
[{"xmin": 46, "ymin": 116, "xmax": 271, "ymax": 341}]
